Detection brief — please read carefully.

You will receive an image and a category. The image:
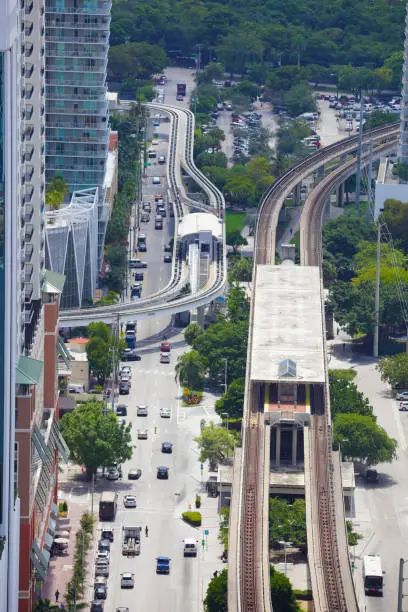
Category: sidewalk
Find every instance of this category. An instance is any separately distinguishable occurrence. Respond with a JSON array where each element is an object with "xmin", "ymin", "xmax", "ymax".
[{"xmin": 42, "ymin": 466, "xmax": 95, "ymax": 608}]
